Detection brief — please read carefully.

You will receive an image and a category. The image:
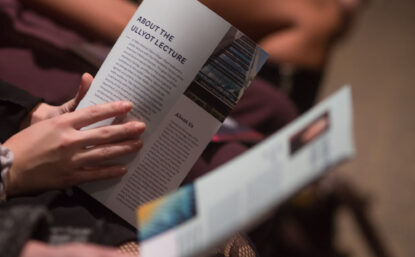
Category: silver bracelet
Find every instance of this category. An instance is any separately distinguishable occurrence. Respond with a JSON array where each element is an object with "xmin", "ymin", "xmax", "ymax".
[{"xmin": 0, "ymin": 144, "xmax": 13, "ymax": 202}]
